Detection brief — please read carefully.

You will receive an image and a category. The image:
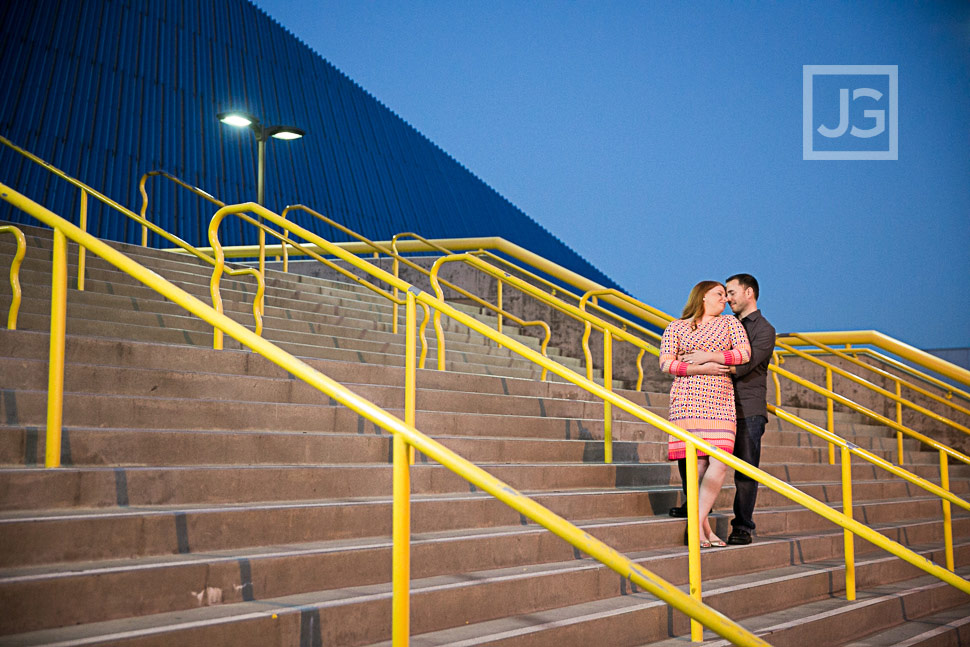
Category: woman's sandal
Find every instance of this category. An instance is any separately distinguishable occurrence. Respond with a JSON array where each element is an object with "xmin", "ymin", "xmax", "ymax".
[
  {"xmin": 708, "ymin": 537, "xmax": 727, "ymax": 548},
  {"xmin": 700, "ymin": 540, "xmax": 712, "ymax": 549}
]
